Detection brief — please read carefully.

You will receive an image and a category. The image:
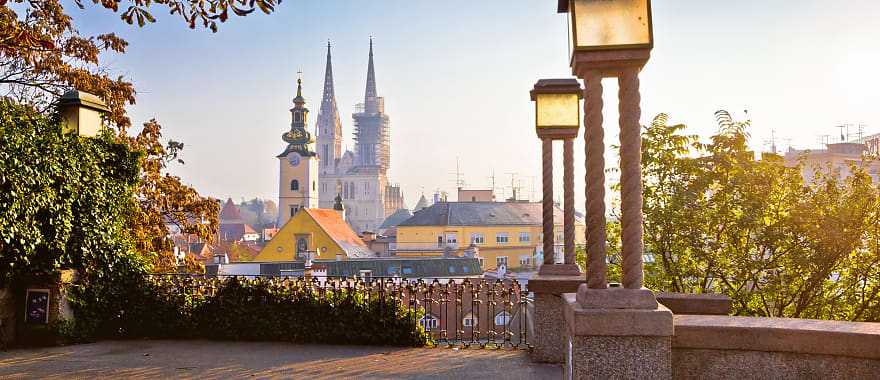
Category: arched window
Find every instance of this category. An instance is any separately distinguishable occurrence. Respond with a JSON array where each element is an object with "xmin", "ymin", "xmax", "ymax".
[
  {"xmin": 494, "ymin": 311, "xmax": 512, "ymax": 326},
  {"xmin": 290, "ymin": 179, "xmax": 299, "ymax": 191}
]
